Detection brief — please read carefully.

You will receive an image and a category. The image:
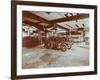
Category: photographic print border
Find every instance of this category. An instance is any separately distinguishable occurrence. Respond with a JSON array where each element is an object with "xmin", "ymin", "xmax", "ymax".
[{"xmin": 11, "ymin": 1, "xmax": 97, "ymax": 79}]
